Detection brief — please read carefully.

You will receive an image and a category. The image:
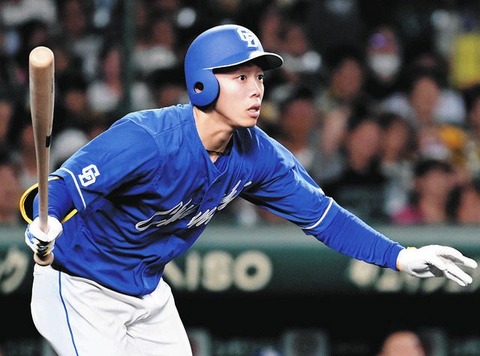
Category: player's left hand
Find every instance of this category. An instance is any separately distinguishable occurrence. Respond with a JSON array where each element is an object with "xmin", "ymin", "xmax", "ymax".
[
  {"xmin": 25, "ymin": 216, "xmax": 62, "ymax": 258},
  {"xmin": 396, "ymin": 245, "xmax": 478, "ymax": 287}
]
